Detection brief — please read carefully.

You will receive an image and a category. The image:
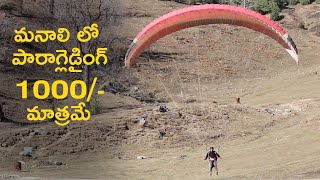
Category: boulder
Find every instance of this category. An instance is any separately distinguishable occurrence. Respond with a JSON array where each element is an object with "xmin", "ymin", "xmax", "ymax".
[
  {"xmin": 34, "ymin": 127, "xmax": 48, "ymax": 136},
  {"xmin": 159, "ymin": 128, "xmax": 166, "ymax": 139},
  {"xmin": 137, "ymin": 156, "xmax": 146, "ymax": 160},
  {"xmin": 19, "ymin": 147, "xmax": 32, "ymax": 156},
  {"xmin": 138, "ymin": 118, "xmax": 147, "ymax": 127}
]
